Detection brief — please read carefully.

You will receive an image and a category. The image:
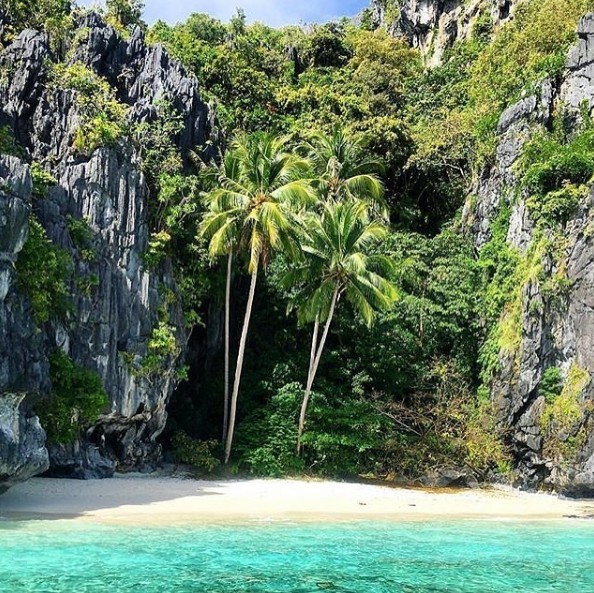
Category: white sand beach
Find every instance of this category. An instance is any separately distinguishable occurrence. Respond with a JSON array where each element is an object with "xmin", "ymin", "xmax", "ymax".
[{"xmin": 1, "ymin": 475, "xmax": 593, "ymax": 525}]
